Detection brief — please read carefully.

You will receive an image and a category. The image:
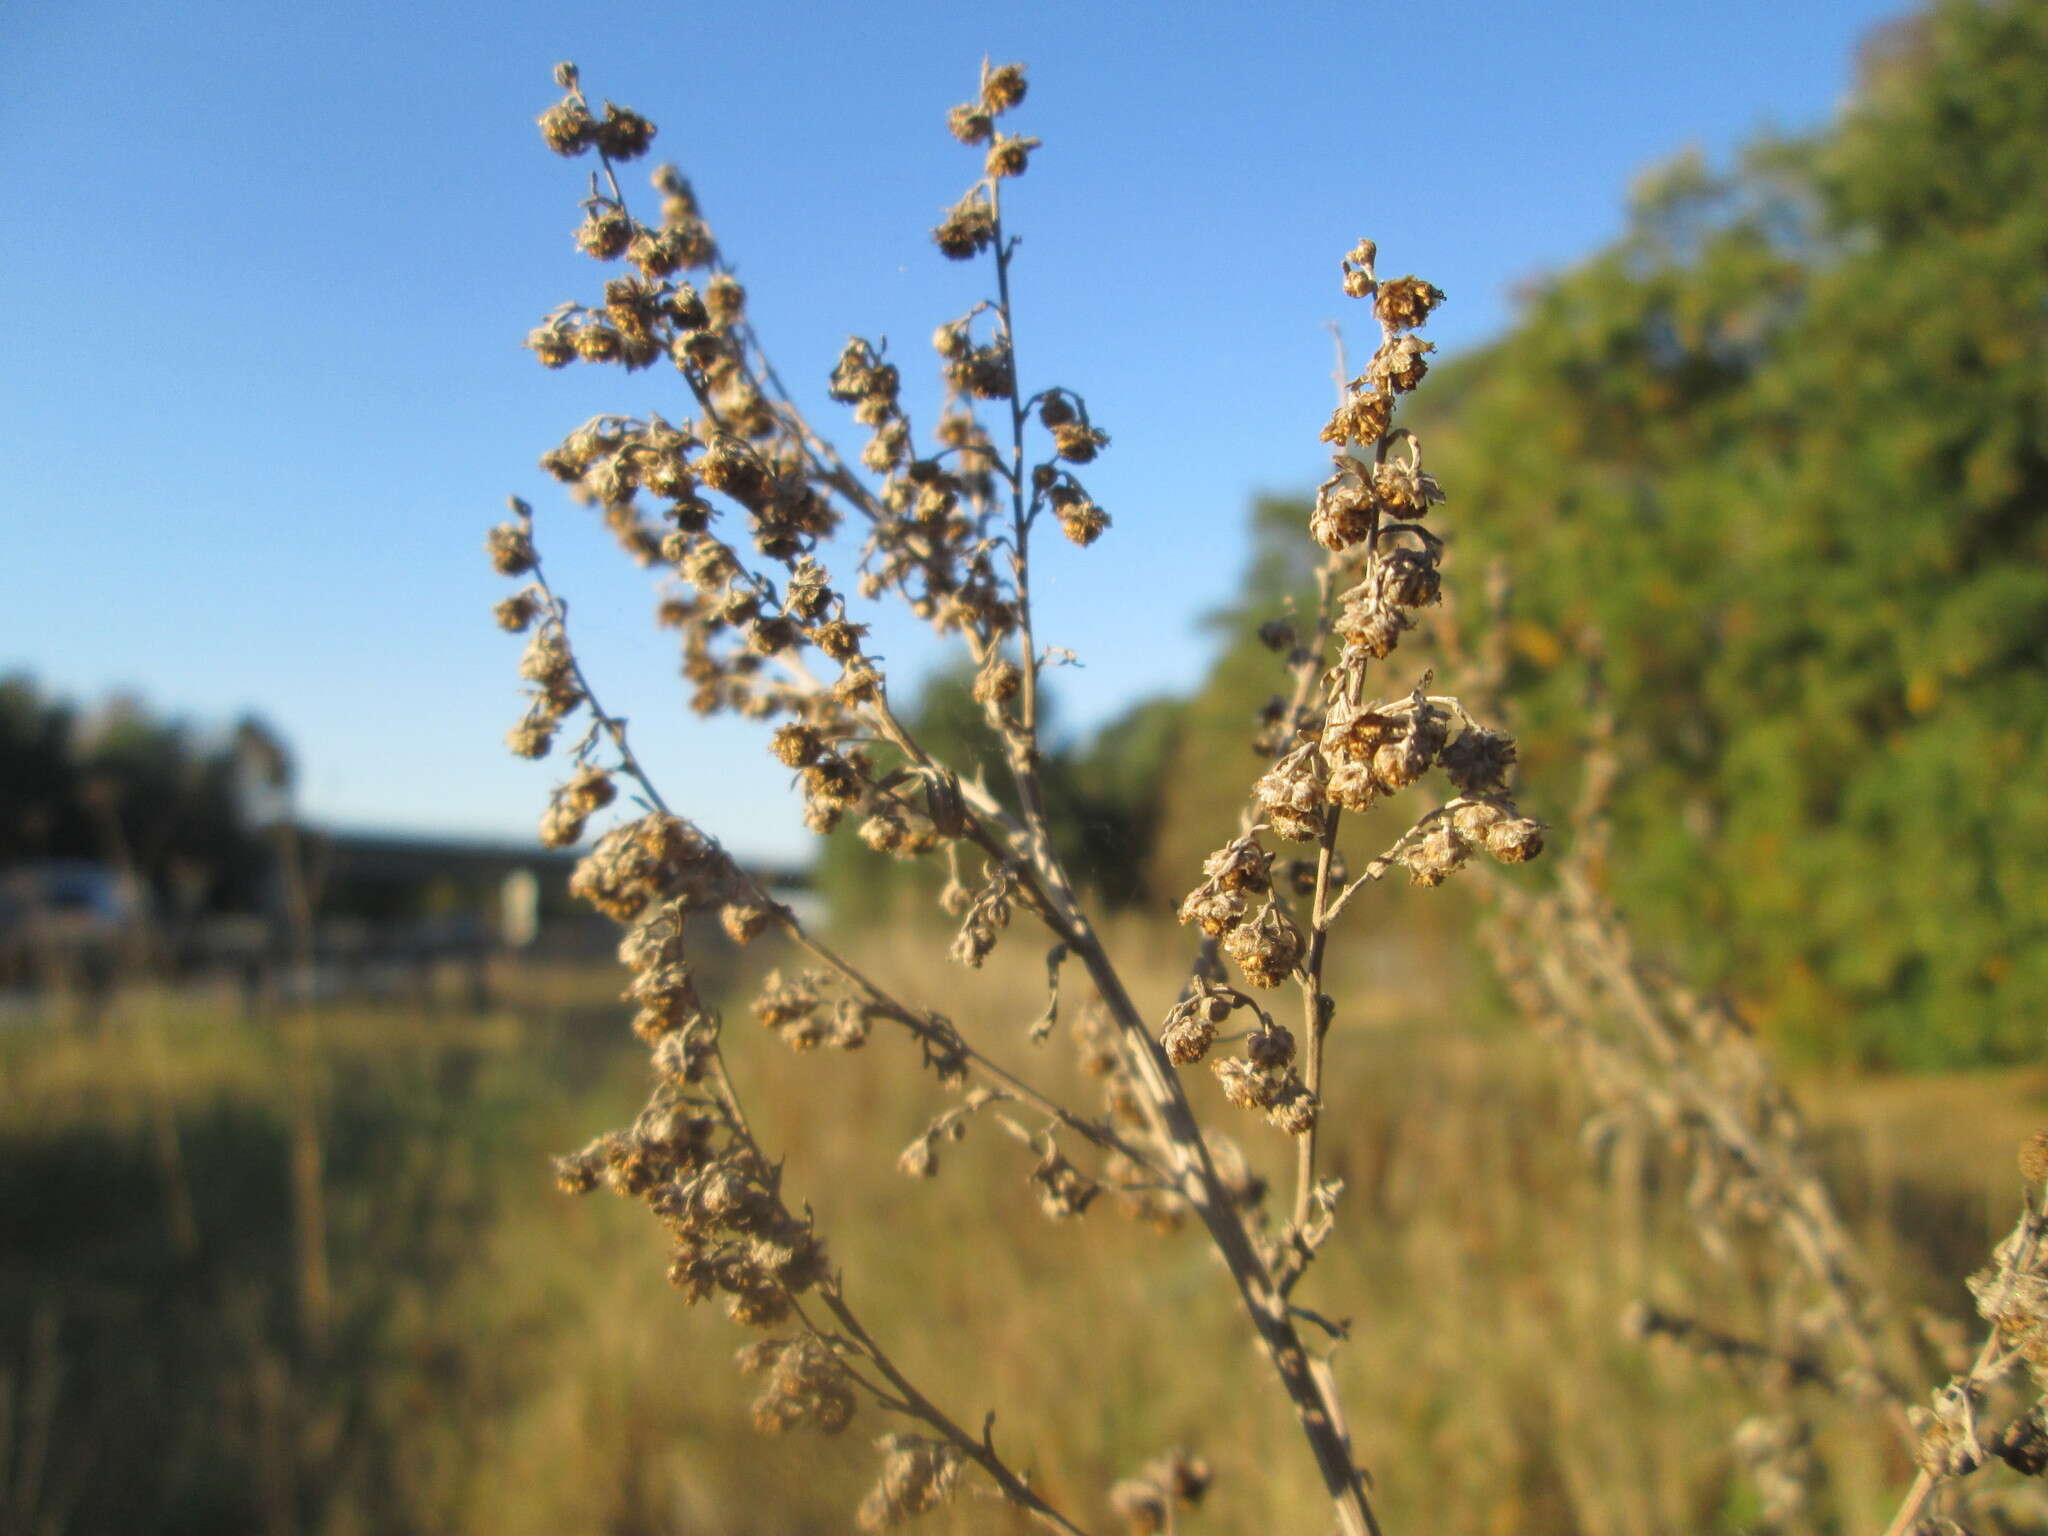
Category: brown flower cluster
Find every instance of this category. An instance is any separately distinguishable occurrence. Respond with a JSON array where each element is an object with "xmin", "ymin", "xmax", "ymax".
[
  {"xmin": 857, "ymin": 1434, "xmax": 963, "ymax": 1531},
  {"xmin": 1212, "ymin": 1021, "xmax": 1317, "ymax": 1137},
  {"xmin": 1168, "ymin": 241, "xmax": 1541, "ymax": 1147},
  {"xmin": 1108, "ymin": 1449, "xmax": 1214, "ymax": 1534}
]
